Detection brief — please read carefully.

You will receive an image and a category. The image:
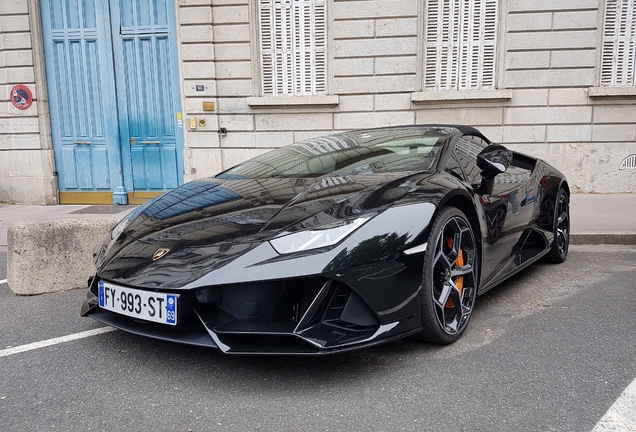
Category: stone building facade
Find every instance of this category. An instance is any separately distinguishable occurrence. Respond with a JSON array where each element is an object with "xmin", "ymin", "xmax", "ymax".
[{"xmin": 1, "ymin": 0, "xmax": 635, "ymax": 205}]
